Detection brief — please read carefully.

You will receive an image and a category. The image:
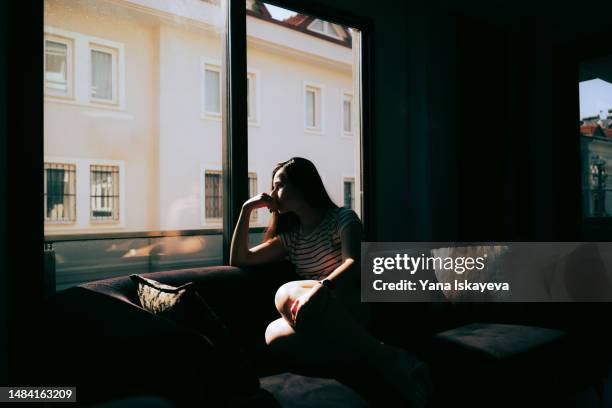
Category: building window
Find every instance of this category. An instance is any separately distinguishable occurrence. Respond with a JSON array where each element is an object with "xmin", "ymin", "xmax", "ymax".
[
  {"xmin": 248, "ymin": 172, "xmax": 258, "ymax": 223},
  {"xmin": 205, "ymin": 170, "xmax": 223, "ymax": 221},
  {"xmin": 247, "ymin": 72, "xmax": 257, "ymax": 123},
  {"xmin": 307, "ymin": 19, "xmax": 342, "ymax": 40},
  {"xmin": 203, "ymin": 64, "xmax": 222, "ymax": 116},
  {"xmin": 343, "ymin": 93, "xmax": 353, "ymax": 134},
  {"xmin": 90, "ymin": 44, "xmax": 118, "ymax": 104},
  {"xmin": 90, "ymin": 164, "xmax": 120, "ymax": 221},
  {"xmin": 304, "ymin": 82, "xmax": 323, "ymax": 132},
  {"xmin": 343, "ymin": 177, "xmax": 355, "ymax": 210},
  {"xmin": 44, "ymin": 36, "xmax": 72, "ymax": 98},
  {"xmin": 44, "ymin": 163, "xmax": 76, "ymax": 222}
]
